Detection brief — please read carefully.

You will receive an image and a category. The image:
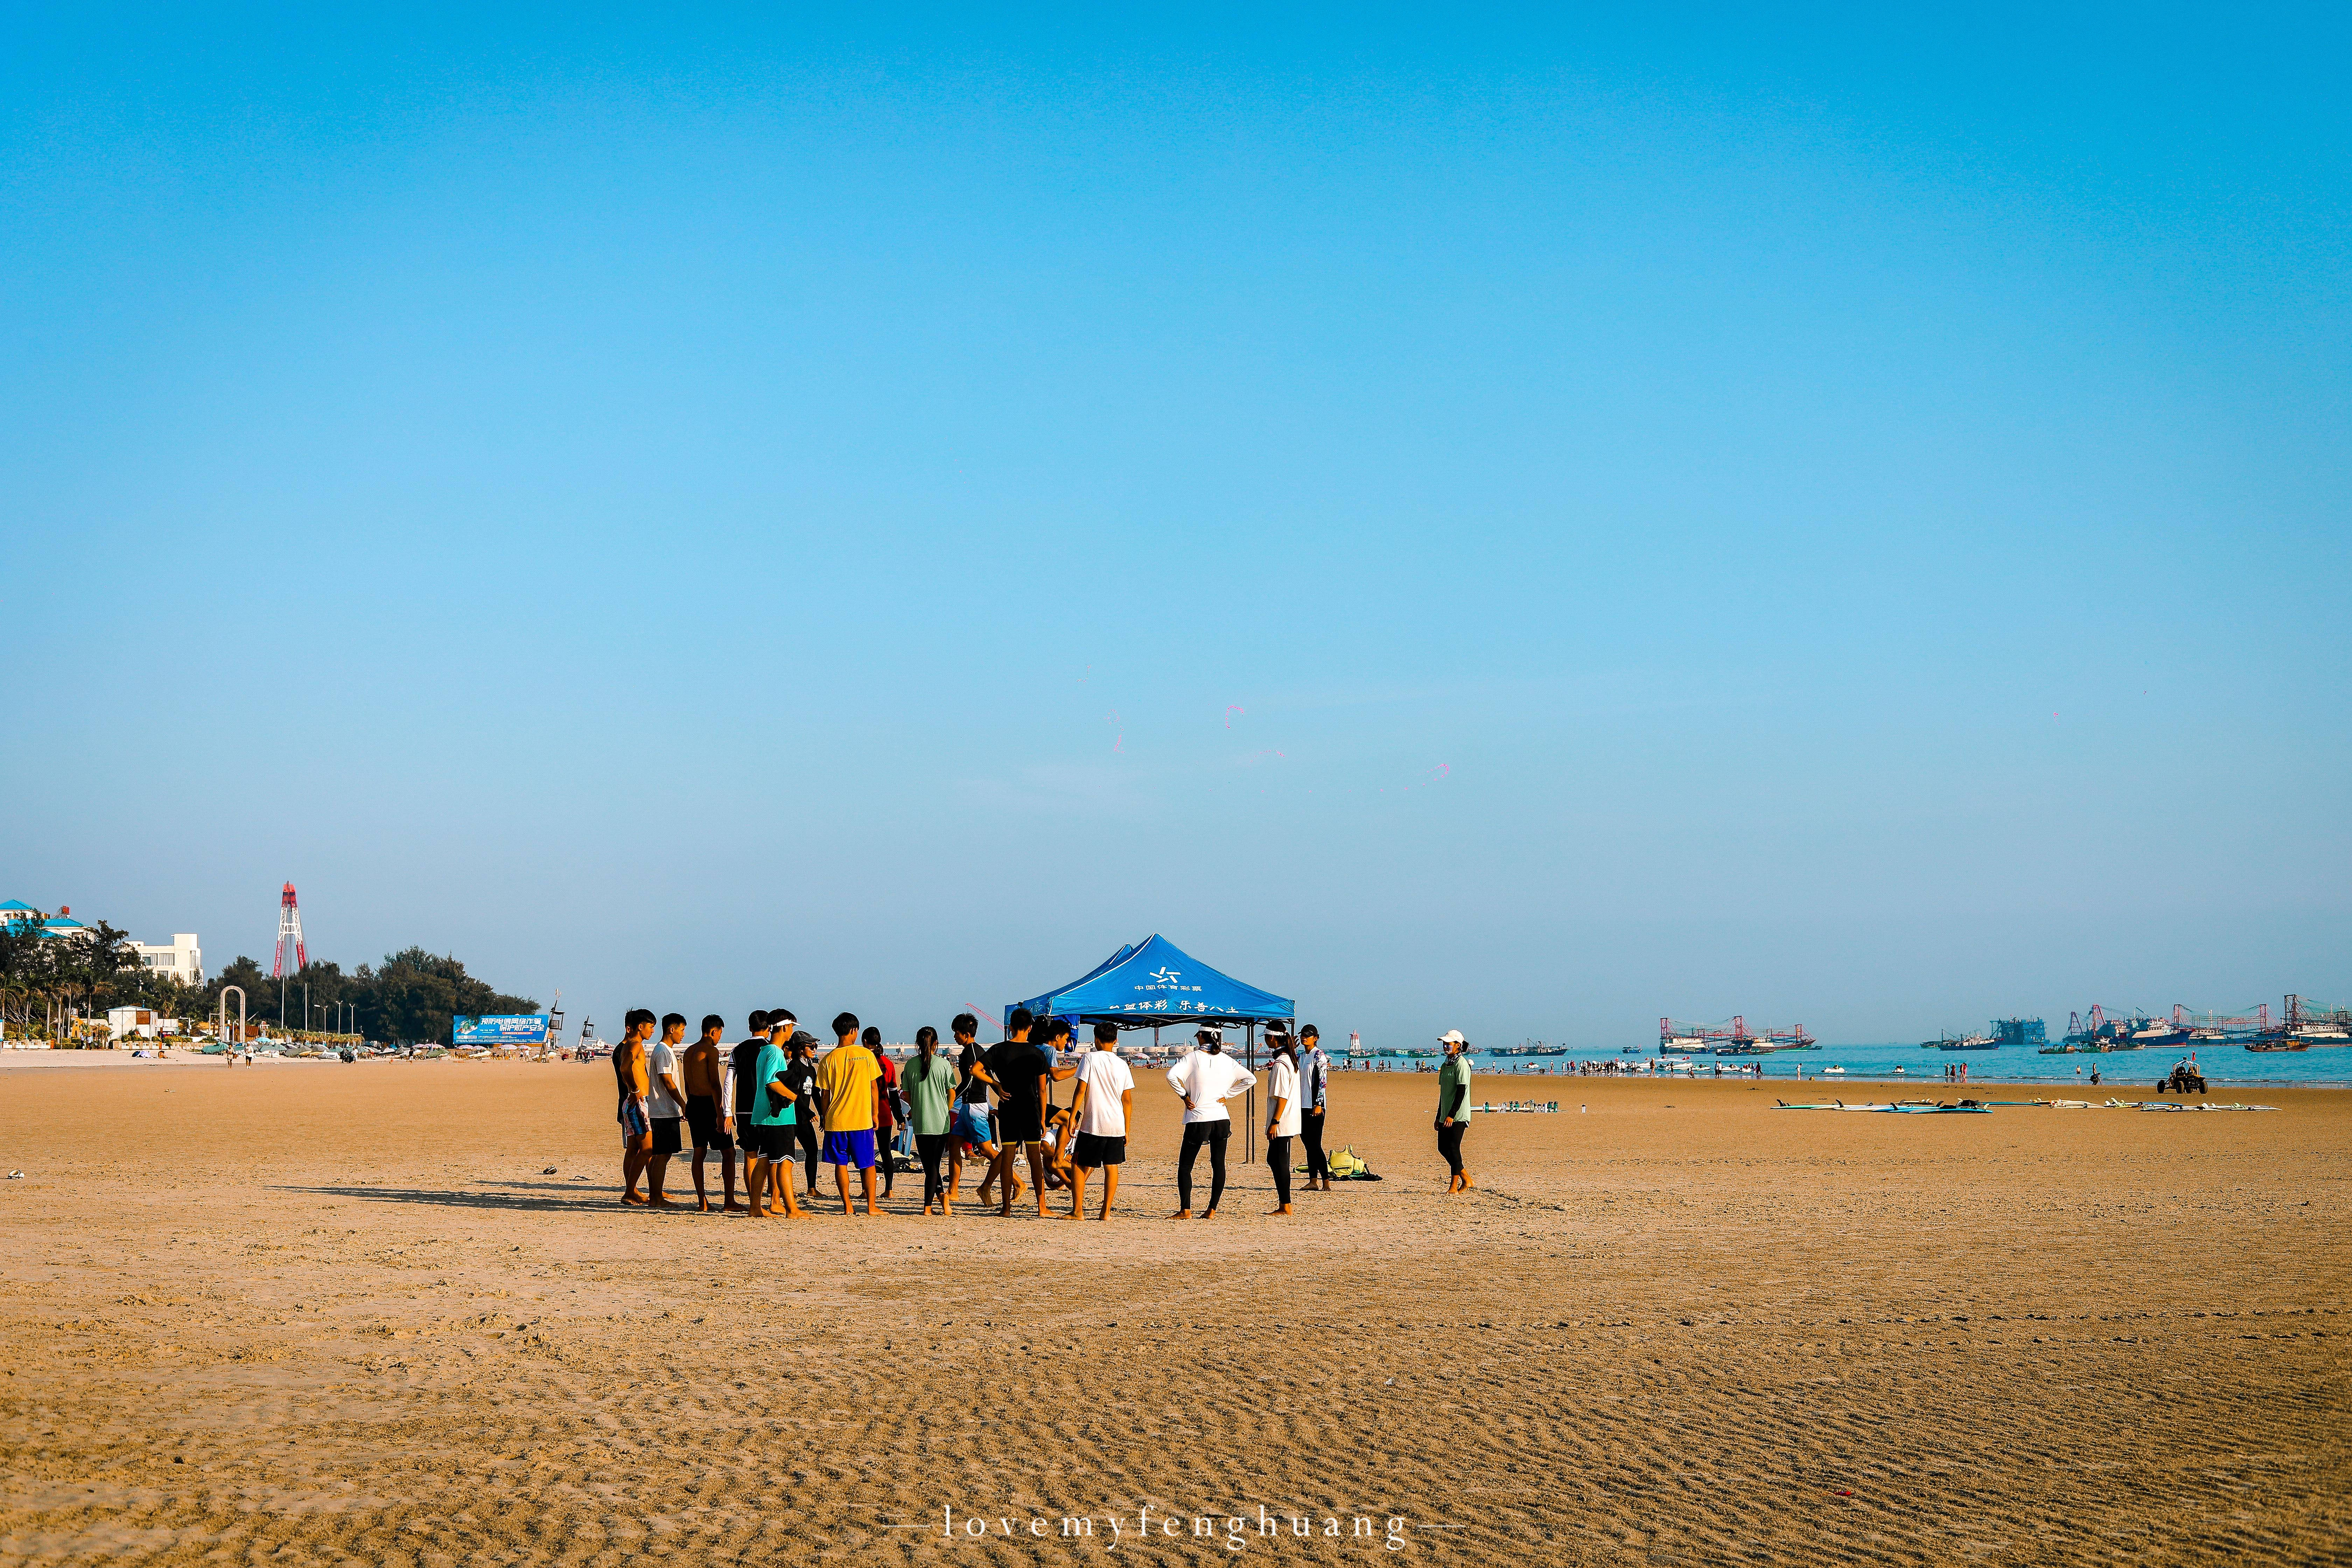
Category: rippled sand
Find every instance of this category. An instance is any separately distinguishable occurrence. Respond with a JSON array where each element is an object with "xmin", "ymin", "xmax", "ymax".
[{"xmin": 0, "ymin": 1057, "xmax": 2343, "ymax": 1565}]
